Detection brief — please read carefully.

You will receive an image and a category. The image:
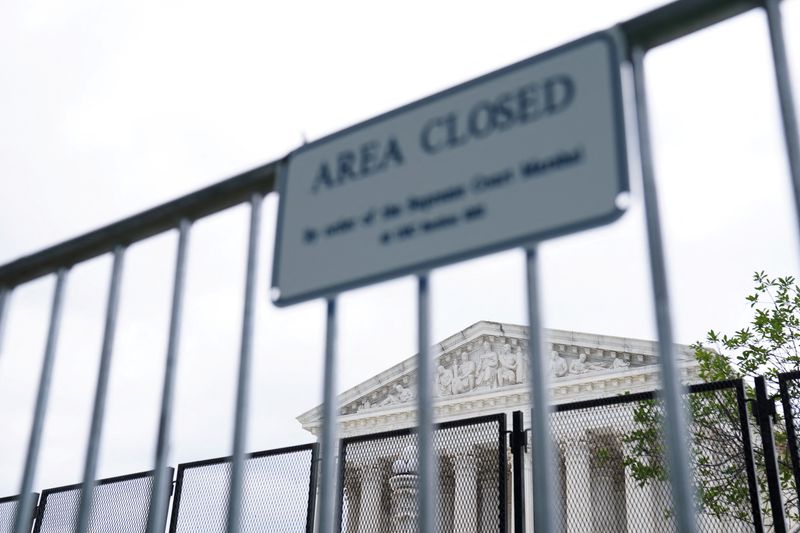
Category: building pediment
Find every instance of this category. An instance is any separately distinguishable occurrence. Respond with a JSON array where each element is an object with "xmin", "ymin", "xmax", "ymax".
[{"xmin": 297, "ymin": 321, "xmax": 698, "ymax": 437}]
